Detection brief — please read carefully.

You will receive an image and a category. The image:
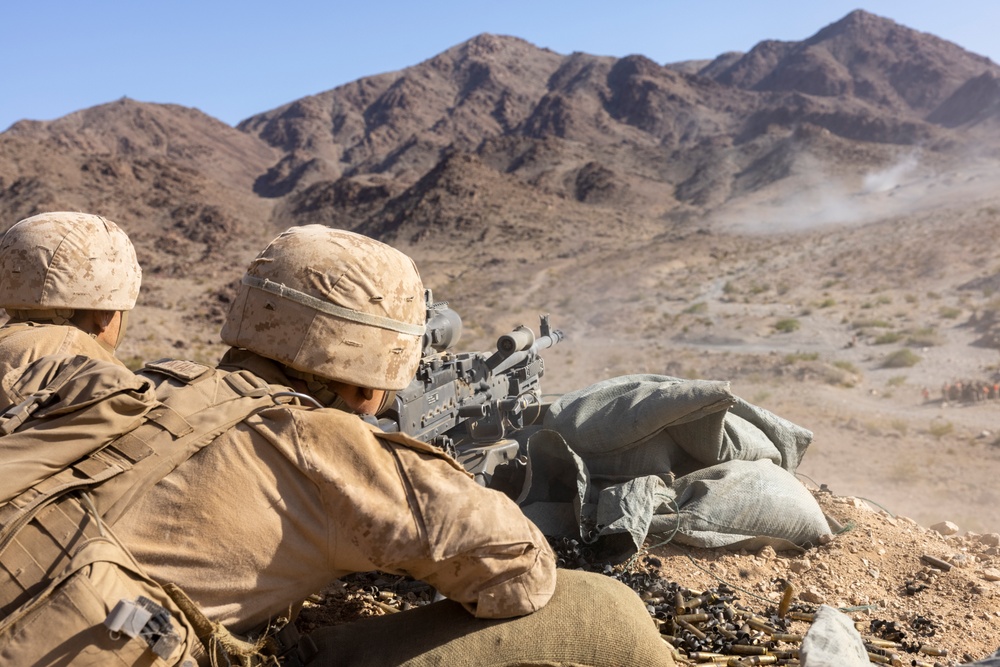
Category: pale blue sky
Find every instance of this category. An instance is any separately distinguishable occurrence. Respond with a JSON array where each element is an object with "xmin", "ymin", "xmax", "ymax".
[{"xmin": 2, "ymin": 1, "xmax": 998, "ymax": 132}]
